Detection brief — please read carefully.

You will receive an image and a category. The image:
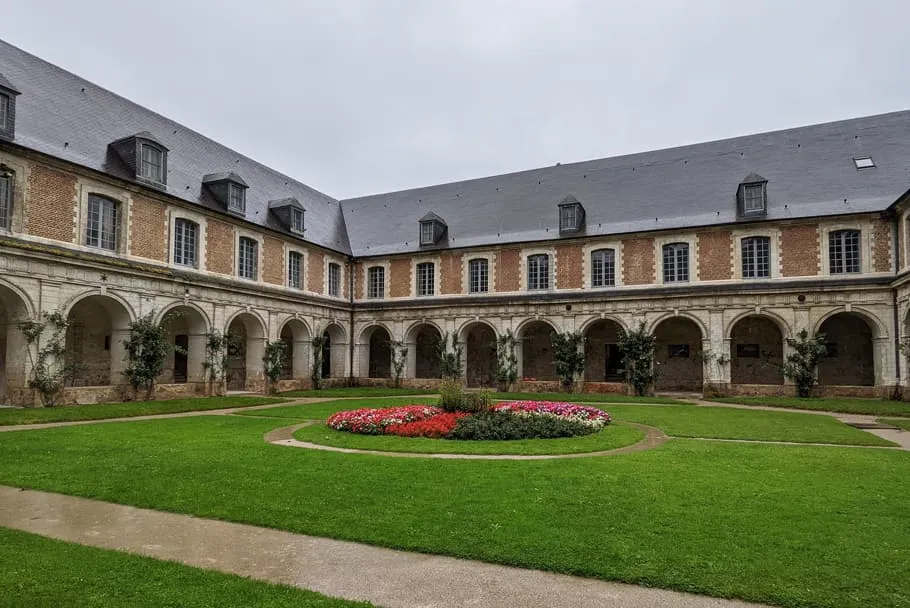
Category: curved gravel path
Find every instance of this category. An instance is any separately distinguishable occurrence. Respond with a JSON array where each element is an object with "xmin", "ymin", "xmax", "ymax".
[{"xmin": 263, "ymin": 420, "xmax": 668, "ymax": 460}]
